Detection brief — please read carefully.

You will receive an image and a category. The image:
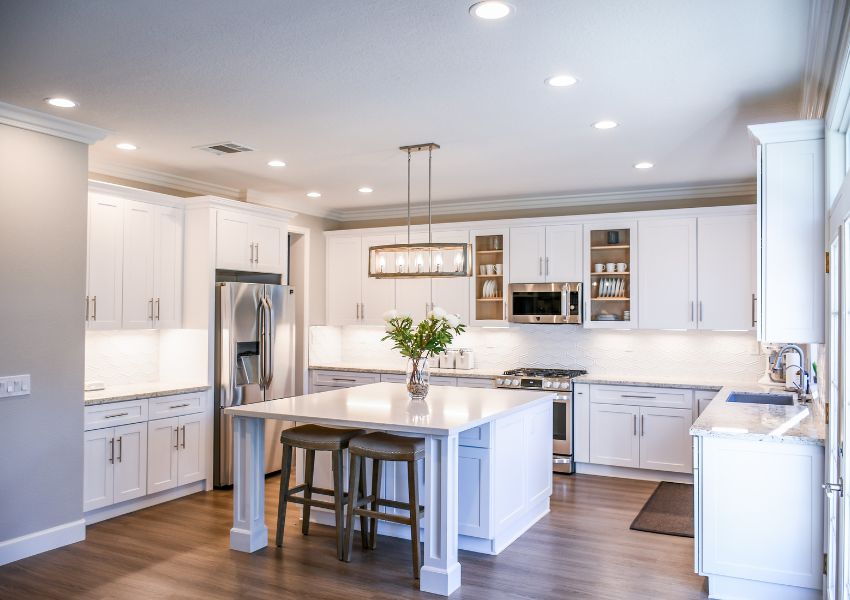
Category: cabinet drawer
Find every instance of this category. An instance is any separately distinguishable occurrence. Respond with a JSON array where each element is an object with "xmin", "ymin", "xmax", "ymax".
[
  {"xmin": 311, "ymin": 370, "xmax": 380, "ymax": 388},
  {"xmin": 380, "ymin": 373, "xmax": 407, "ymax": 384},
  {"xmin": 459, "ymin": 423, "xmax": 492, "ymax": 448},
  {"xmin": 590, "ymin": 385, "xmax": 693, "ymax": 409},
  {"xmin": 430, "ymin": 376, "xmax": 457, "ymax": 386},
  {"xmin": 456, "ymin": 377, "xmax": 494, "ymax": 389},
  {"xmin": 85, "ymin": 400, "xmax": 148, "ymax": 431},
  {"xmin": 148, "ymin": 392, "xmax": 206, "ymax": 419}
]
